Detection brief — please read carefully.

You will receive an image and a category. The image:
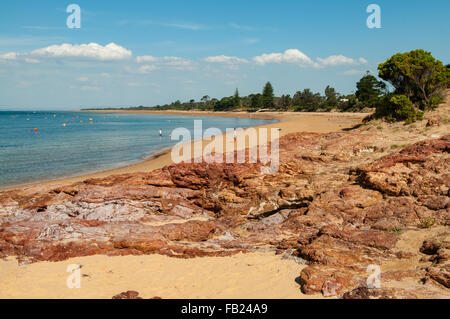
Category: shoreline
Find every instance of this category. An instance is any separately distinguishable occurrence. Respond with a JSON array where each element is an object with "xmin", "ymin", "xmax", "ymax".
[{"xmin": 1, "ymin": 111, "xmax": 370, "ymax": 192}]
